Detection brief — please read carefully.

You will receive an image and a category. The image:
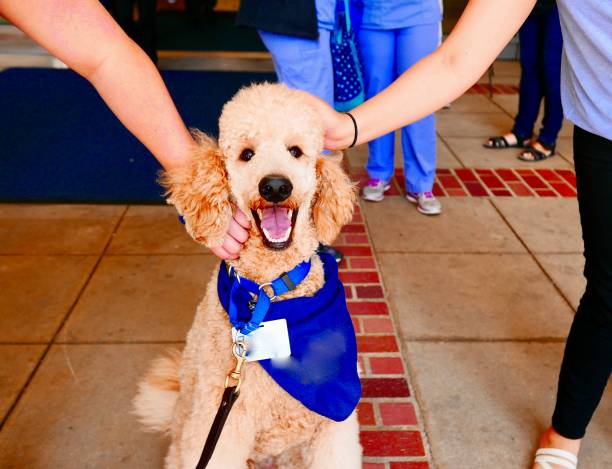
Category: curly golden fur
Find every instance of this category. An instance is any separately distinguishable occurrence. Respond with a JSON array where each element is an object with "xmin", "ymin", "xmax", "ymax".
[
  {"xmin": 159, "ymin": 131, "xmax": 233, "ymax": 247},
  {"xmin": 134, "ymin": 83, "xmax": 360, "ymax": 469}
]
